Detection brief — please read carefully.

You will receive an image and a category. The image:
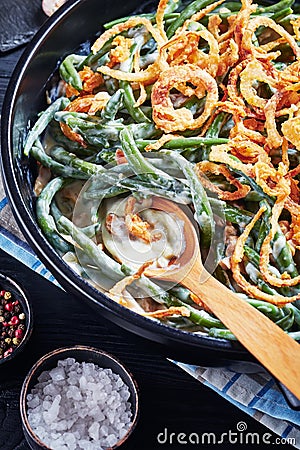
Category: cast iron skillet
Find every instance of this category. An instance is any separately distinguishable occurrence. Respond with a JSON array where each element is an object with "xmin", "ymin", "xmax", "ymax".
[{"xmin": 0, "ymin": 0, "xmax": 295, "ymax": 370}]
